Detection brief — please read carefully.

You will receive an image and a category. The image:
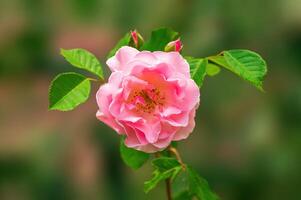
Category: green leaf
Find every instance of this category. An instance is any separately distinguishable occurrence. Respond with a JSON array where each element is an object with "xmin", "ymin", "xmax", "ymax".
[
  {"xmin": 49, "ymin": 72, "xmax": 91, "ymax": 111},
  {"xmin": 152, "ymin": 157, "xmax": 181, "ymax": 171},
  {"xmin": 107, "ymin": 32, "xmax": 131, "ymax": 59},
  {"xmin": 144, "ymin": 157, "xmax": 182, "ymax": 193},
  {"xmin": 187, "ymin": 166, "xmax": 219, "ymax": 200},
  {"xmin": 209, "ymin": 50, "xmax": 267, "ymax": 91},
  {"xmin": 61, "ymin": 48, "xmax": 103, "ymax": 79},
  {"xmin": 174, "ymin": 190, "xmax": 193, "ymax": 200},
  {"xmin": 206, "ymin": 63, "xmax": 221, "ymax": 76},
  {"xmin": 186, "ymin": 57, "xmax": 207, "ymax": 87},
  {"xmin": 141, "ymin": 28, "xmax": 179, "ymax": 51},
  {"xmin": 208, "ymin": 55, "xmax": 228, "ymax": 68},
  {"xmin": 120, "ymin": 137, "xmax": 150, "ymax": 169},
  {"xmin": 172, "ymin": 169, "xmax": 192, "ymax": 200}
]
